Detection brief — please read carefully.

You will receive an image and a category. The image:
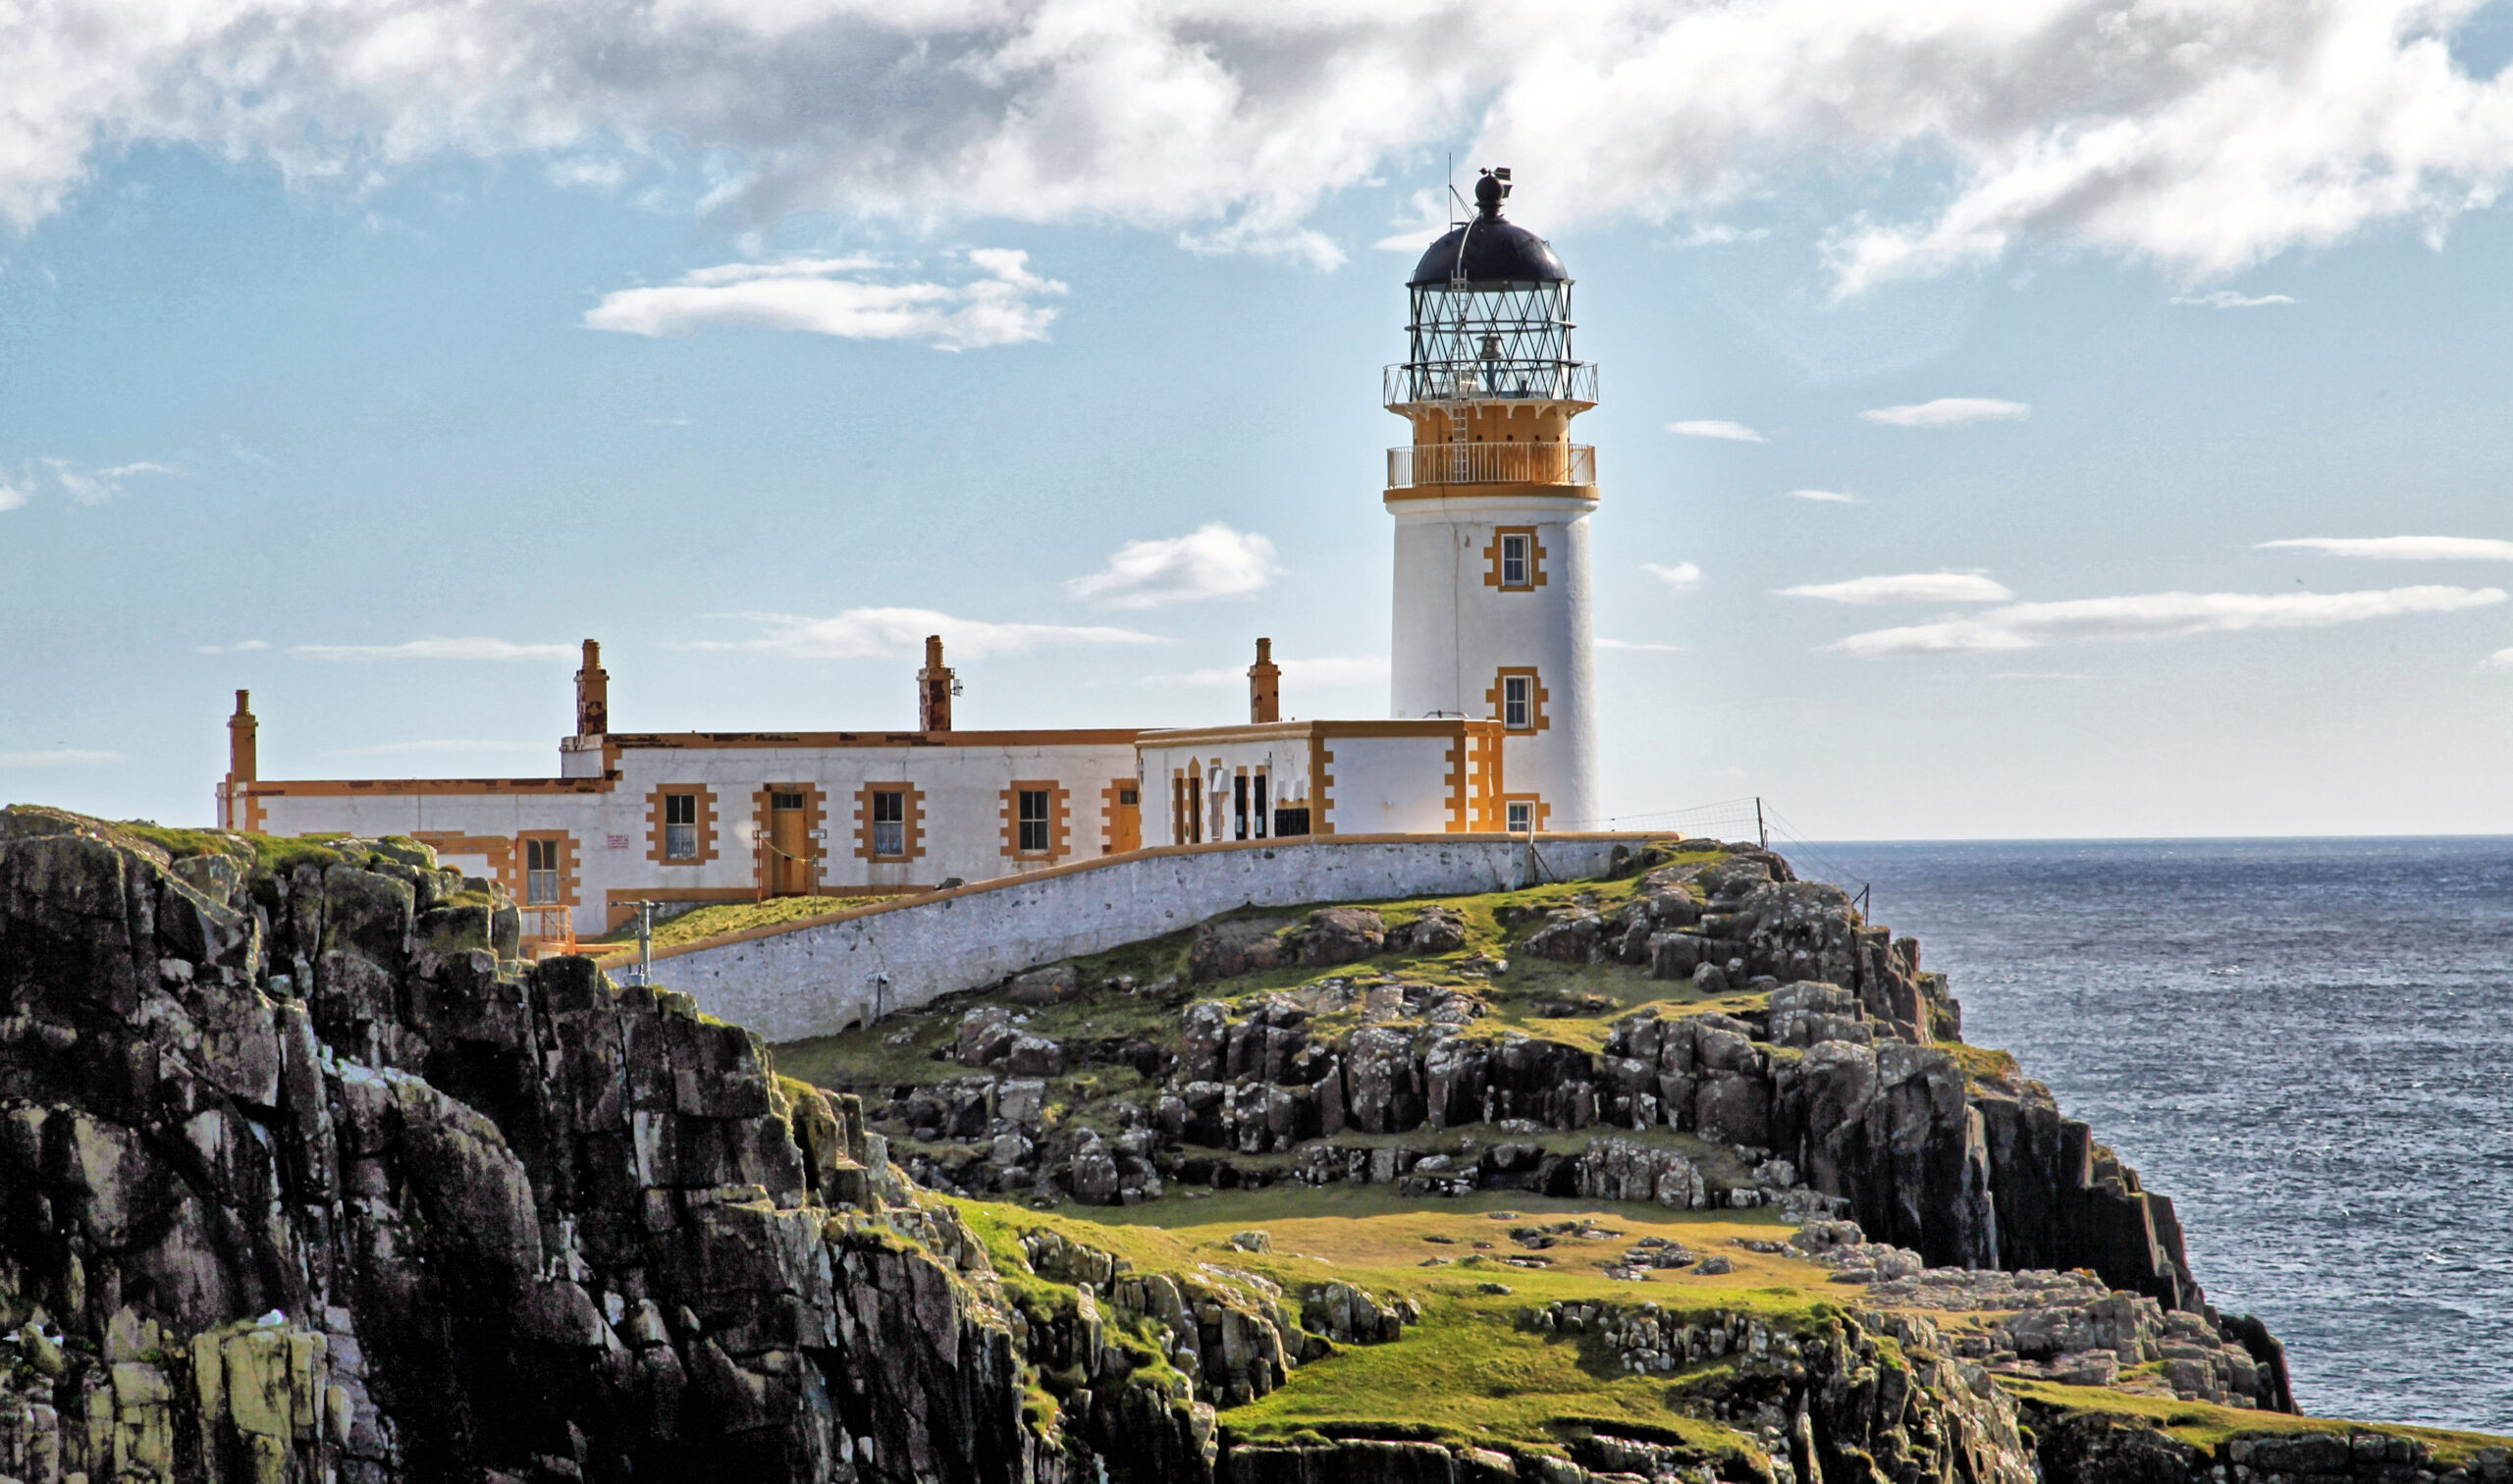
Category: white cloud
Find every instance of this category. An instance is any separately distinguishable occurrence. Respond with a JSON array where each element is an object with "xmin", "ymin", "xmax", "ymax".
[
  {"xmin": 0, "ymin": 481, "xmax": 27, "ymax": 513},
  {"xmin": 586, "ymin": 250, "xmax": 1062, "ymax": 350},
  {"xmin": 2486, "ymin": 648, "xmax": 2513, "ymax": 671},
  {"xmin": 45, "ymin": 458, "xmax": 178, "ymax": 504},
  {"xmin": 1641, "ymin": 560, "xmax": 1702, "ymax": 587},
  {"xmin": 292, "ymin": 638, "xmax": 576, "ymax": 662},
  {"xmin": 1780, "ymin": 571, "xmax": 2013, "ymax": 605},
  {"xmin": 2173, "ymin": 291, "xmax": 2296, "ymax": 308},
  {"xmin": 1858, "ymin": 398, "xmax": 2030, "ymax": 428},
  {"xmin": 1671, "ymin": 223, "xmax": 1770, "ymax": 247},
  {"xmin": 319, "ymin": 739, "xmax": 549, "ymax": 758},
  {"xmin": 1066, "ymin": 523, "xmax": 1282, "ymax": 609},
  {"xmin": 1784, "ymin": 489, "xmax": 1860, "ymax": 504},
  {"xmin": 1596, "ymin": 638, "xmax": 1682, "ymax": 652},
  {"xmin": 1990, "ymin": 670, "xmax": 2096, "ymax": 681},
  {"xmin": 1668, "ymin": 420, "xmax": 1764, "ymax": 443},
  {"xmin": 547, "ymin": 156, "xmax": 626, "ymax": 189},
  {"xmin": 1832, "ymin": 586, "xmax": 2506, "ymax": 655},
  {"xmin": 0, "ymin": 749, "xmax": 122, "ymax": 768},
  {"xmin": 194, "ymin": 639, "xmax": 272, "ymax": 655},
  {"xmin": 2261, "ymin": 536, "xmax": 2513, "ymax": 561},
  {"xmin": 688, "ymin": 608, "xmax": 1160, "ymax": 662},
  {"xmin": 1171, "ymin": 654, "xmax": 1387, "ymax": 687},
  {"xmin": 11, "ymin": 3, "xmax": 2513, "ymax": 288}
]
